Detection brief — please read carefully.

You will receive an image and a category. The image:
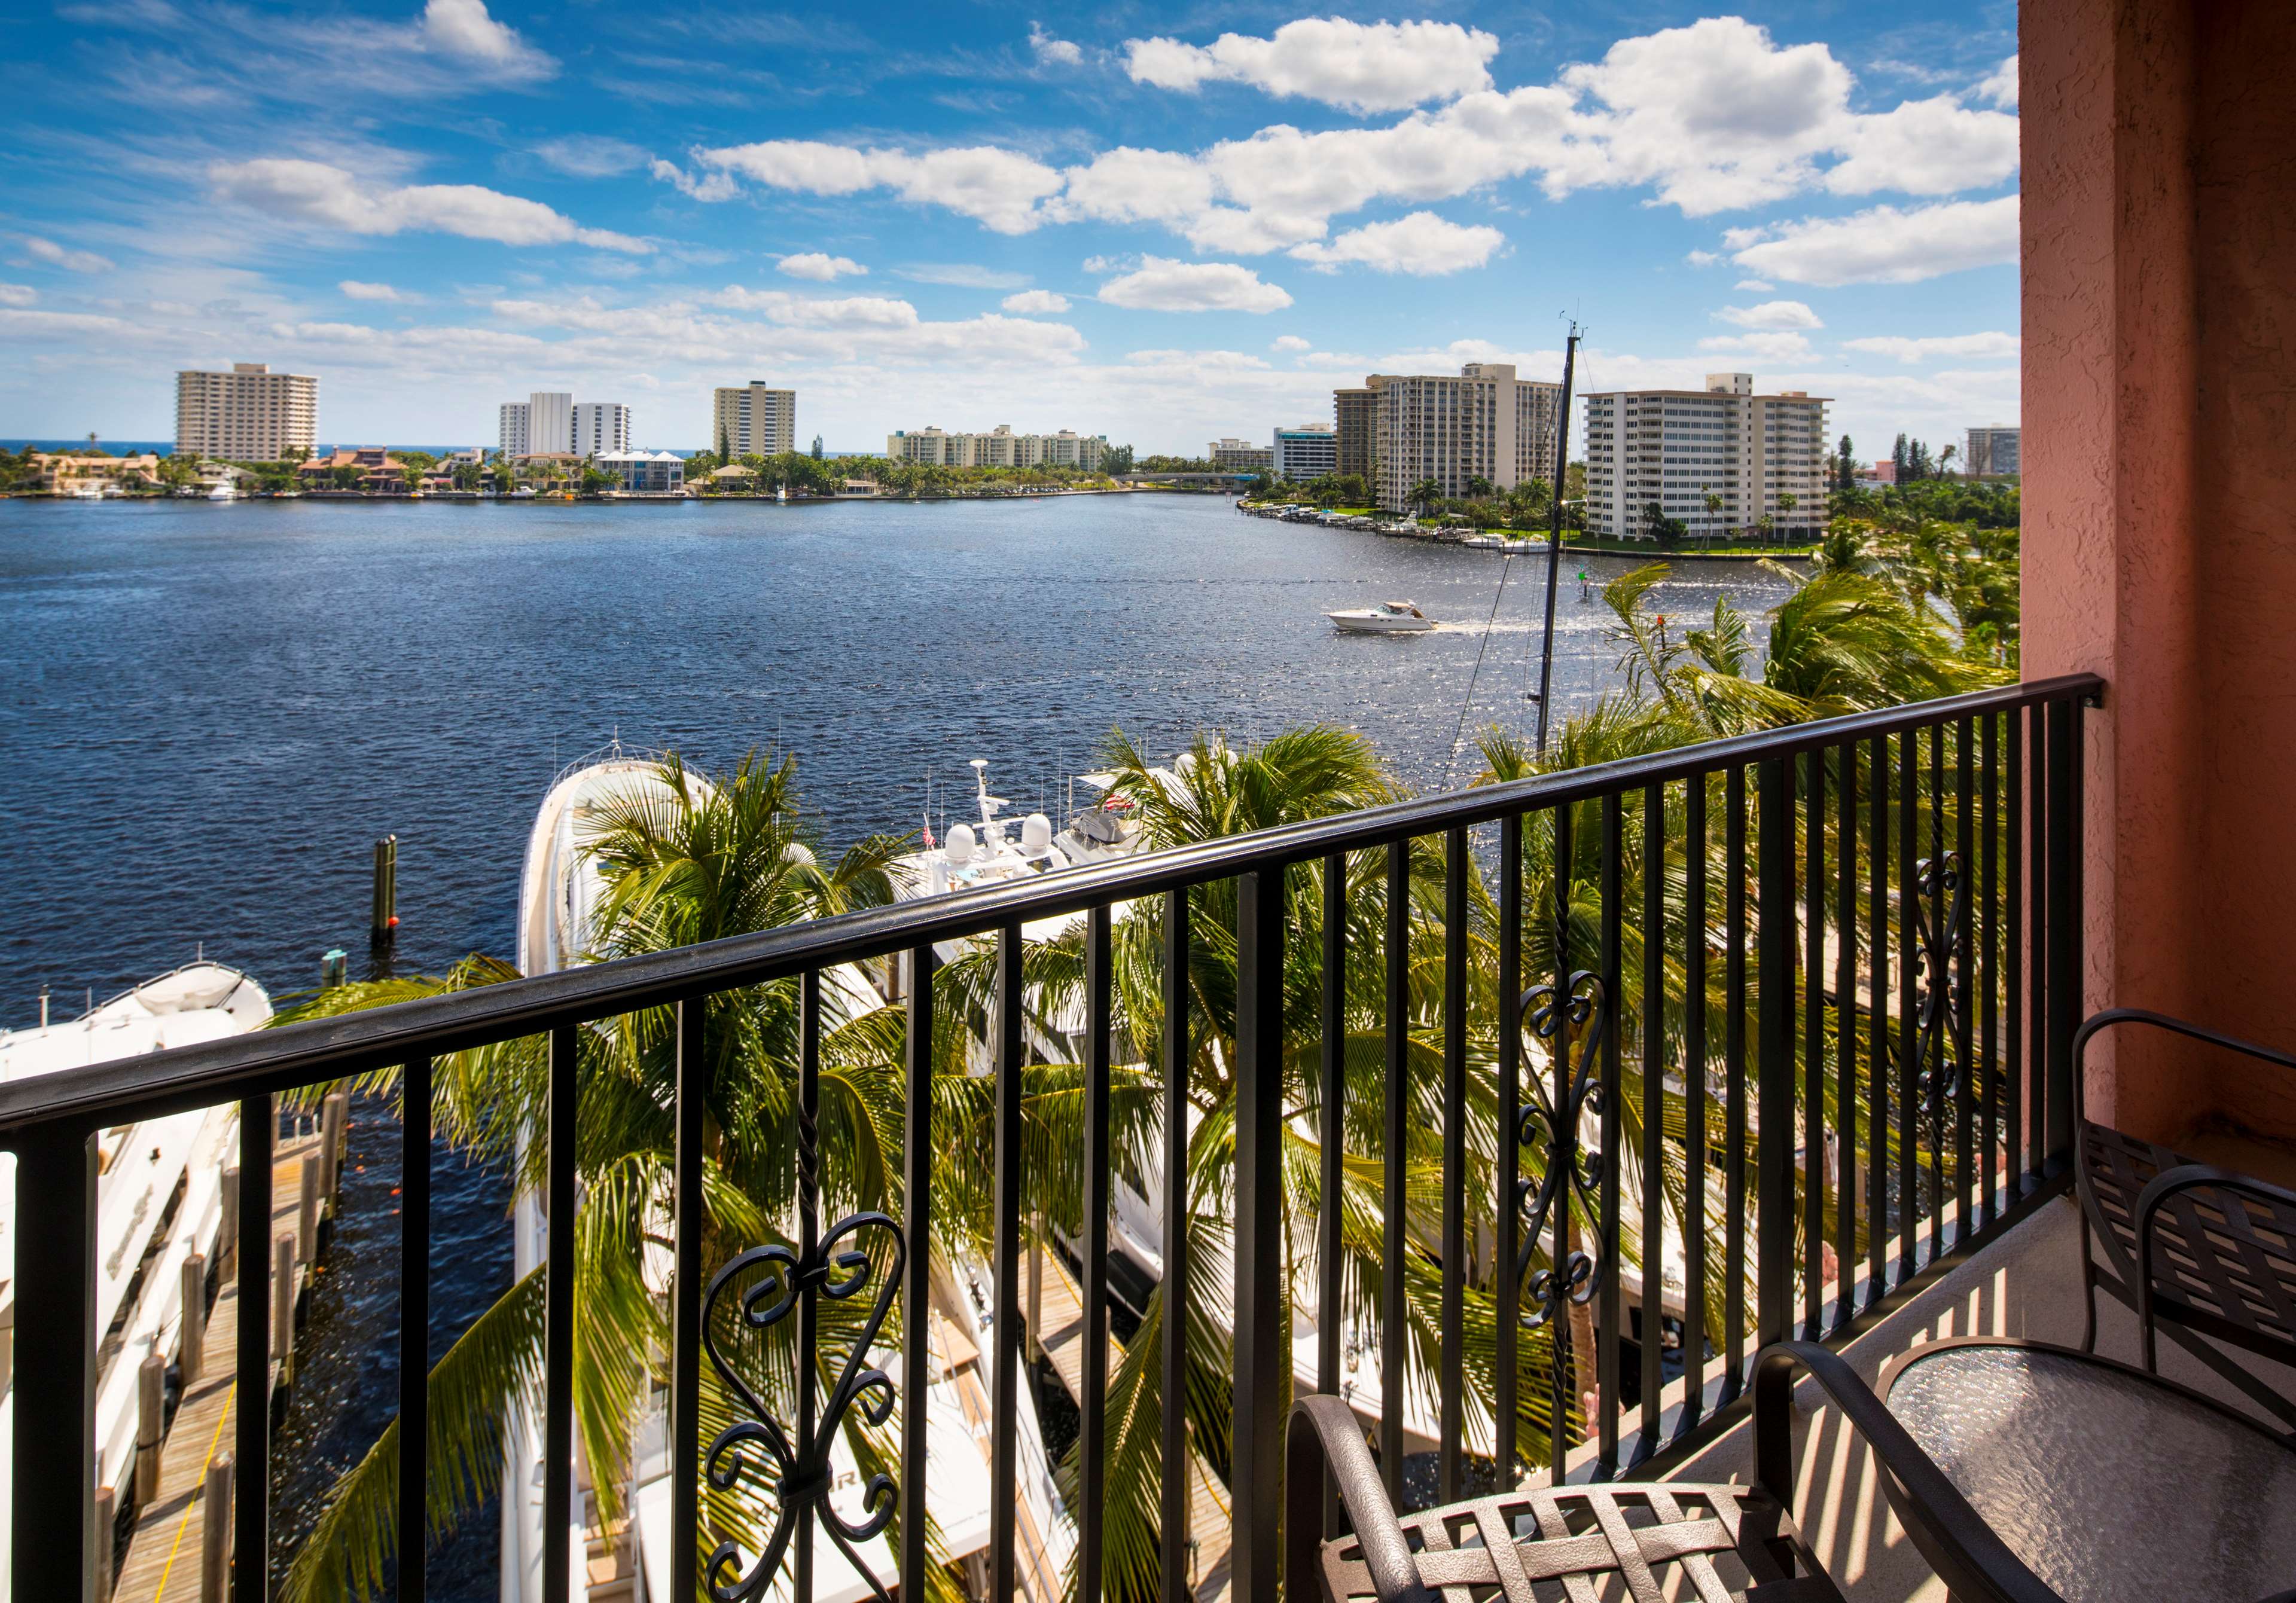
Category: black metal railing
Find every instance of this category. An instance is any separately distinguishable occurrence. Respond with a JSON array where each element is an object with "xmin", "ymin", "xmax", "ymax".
[{"xmin": 1, "ymin": 673, "xmax": 2100, "ymax": 1603}]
